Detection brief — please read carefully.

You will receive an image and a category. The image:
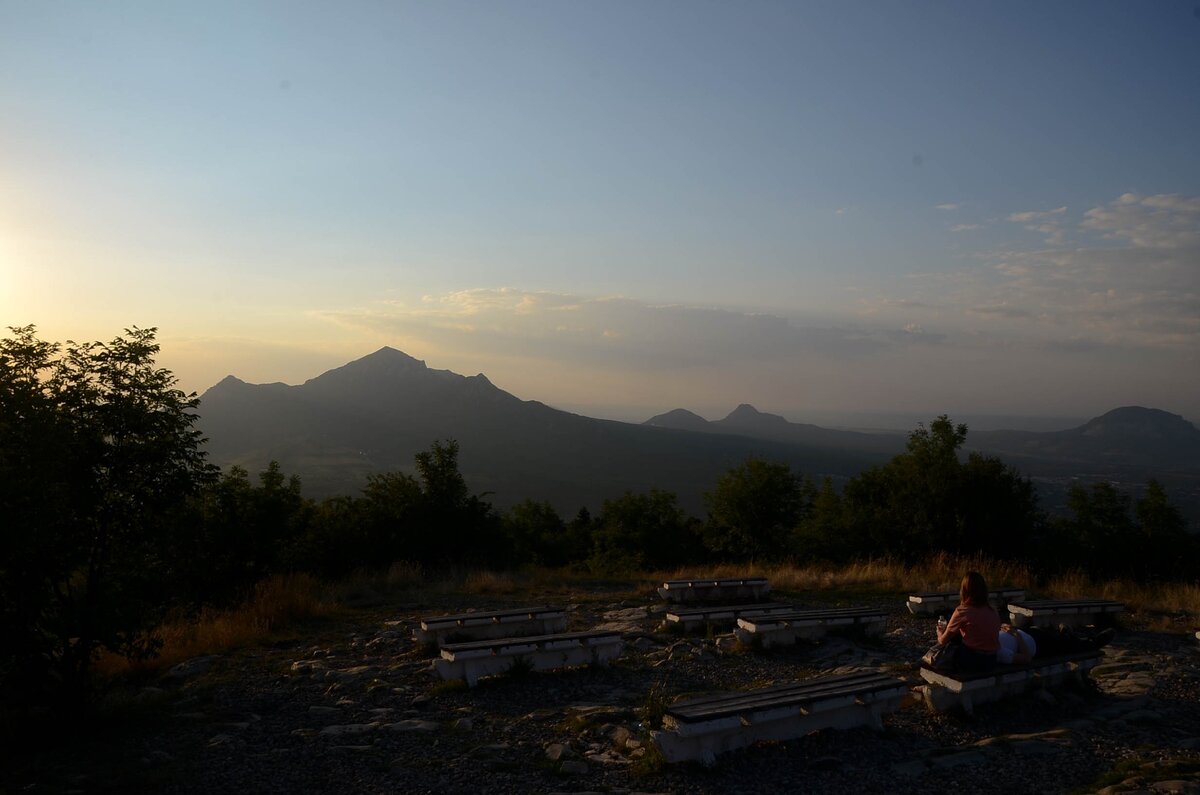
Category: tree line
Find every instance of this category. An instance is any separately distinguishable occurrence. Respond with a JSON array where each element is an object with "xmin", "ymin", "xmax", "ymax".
[{"xmin": 2, "ymin": 326, "xmax": 1195, "ymax": 710}]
